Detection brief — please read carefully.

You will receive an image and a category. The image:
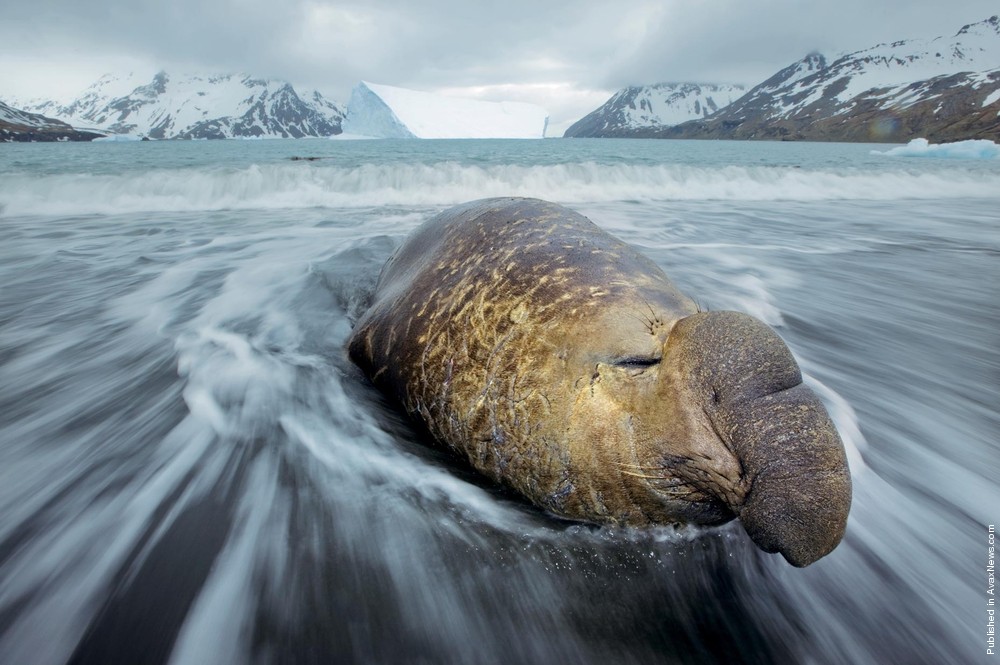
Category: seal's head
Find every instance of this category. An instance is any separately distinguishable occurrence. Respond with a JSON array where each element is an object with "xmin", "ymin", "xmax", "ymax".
[{"xmin": 561, "ymin": 306, "xmax": 852, "ymax": 567}]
